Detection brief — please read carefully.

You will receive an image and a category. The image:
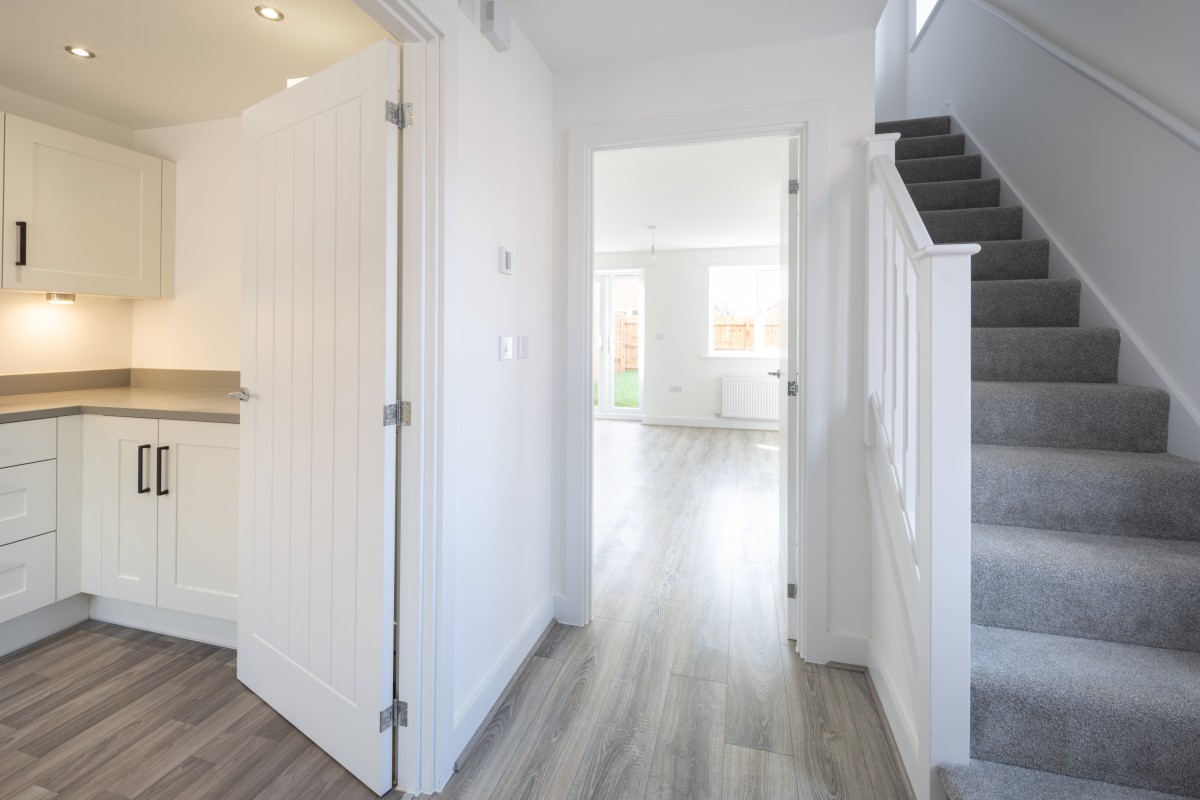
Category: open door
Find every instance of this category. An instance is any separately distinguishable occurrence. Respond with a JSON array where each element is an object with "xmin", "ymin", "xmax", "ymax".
[
  {"xmin": 781, "ymin": 137, "xmax": 801, "ymax": 643},
  {"xmin": 238, "ymin": 39, "xmax": 401, "ymax": 795}
]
